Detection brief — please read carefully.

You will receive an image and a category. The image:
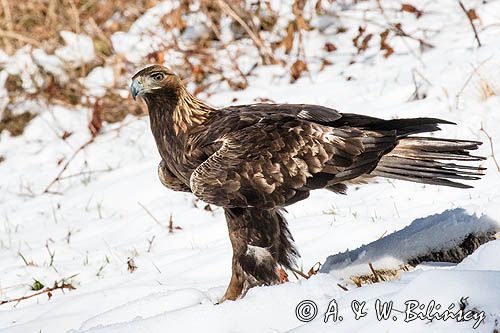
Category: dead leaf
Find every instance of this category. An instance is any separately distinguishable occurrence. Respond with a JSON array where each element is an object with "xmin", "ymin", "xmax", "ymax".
[
  {"xmin": 290, "ymin": 60, "xmax": 308, "ymax": 82},
  {"xmin": 292, "ymin": 0, "xmax": 312, "ymax": 31},
  {"xmin": 353, "ymin": 26, "xmax": 371, "ymax": 53},
  {"xmin": 320, "ymin": 58, "xmax": 332, "ymax": 71},
  {"xmin": 401, "ymin": 3, "xmax": 423, "ymax": 17},
  {"xmin": 324, "ymin": 42, "xmax": 337, "ymax": 52},
  {"xmin": 278, "ymin": 268, "xmax": 289, "ymax": 283},
  {"xmin": 359, "ymin": 33, "xmax": 373, "ymax": 53},
  {"xmin": 307, "ymin": 262, "xmax": 322, "ymax": 277},
  {"xmin": 315, "ymin": 0, "xmax": 323, "ymax": 15},
  {"xmin": 61, "ymin": 131, "xmax": 72, "ymax": 140},
  {"xmin": 380, "ymin": 29, "xmax": 394, "ymax": 58},
  {"xmin": 127, "ymin": 257, "xmax": 137, "ymax": 273},
  {"xmin": 467, "ymin": 9, "xmax": 479, "ymax": 21},
  {"xmin": 89, "ymin": 100, "xmax": 103, "ymax": 137},
  {"xmin": 146, "ymin": 51, "xmax": 165, "ymax": 65},
  {"xmin": 281, "ymin": 22, "xmax": 296, "ymax": 54}
]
